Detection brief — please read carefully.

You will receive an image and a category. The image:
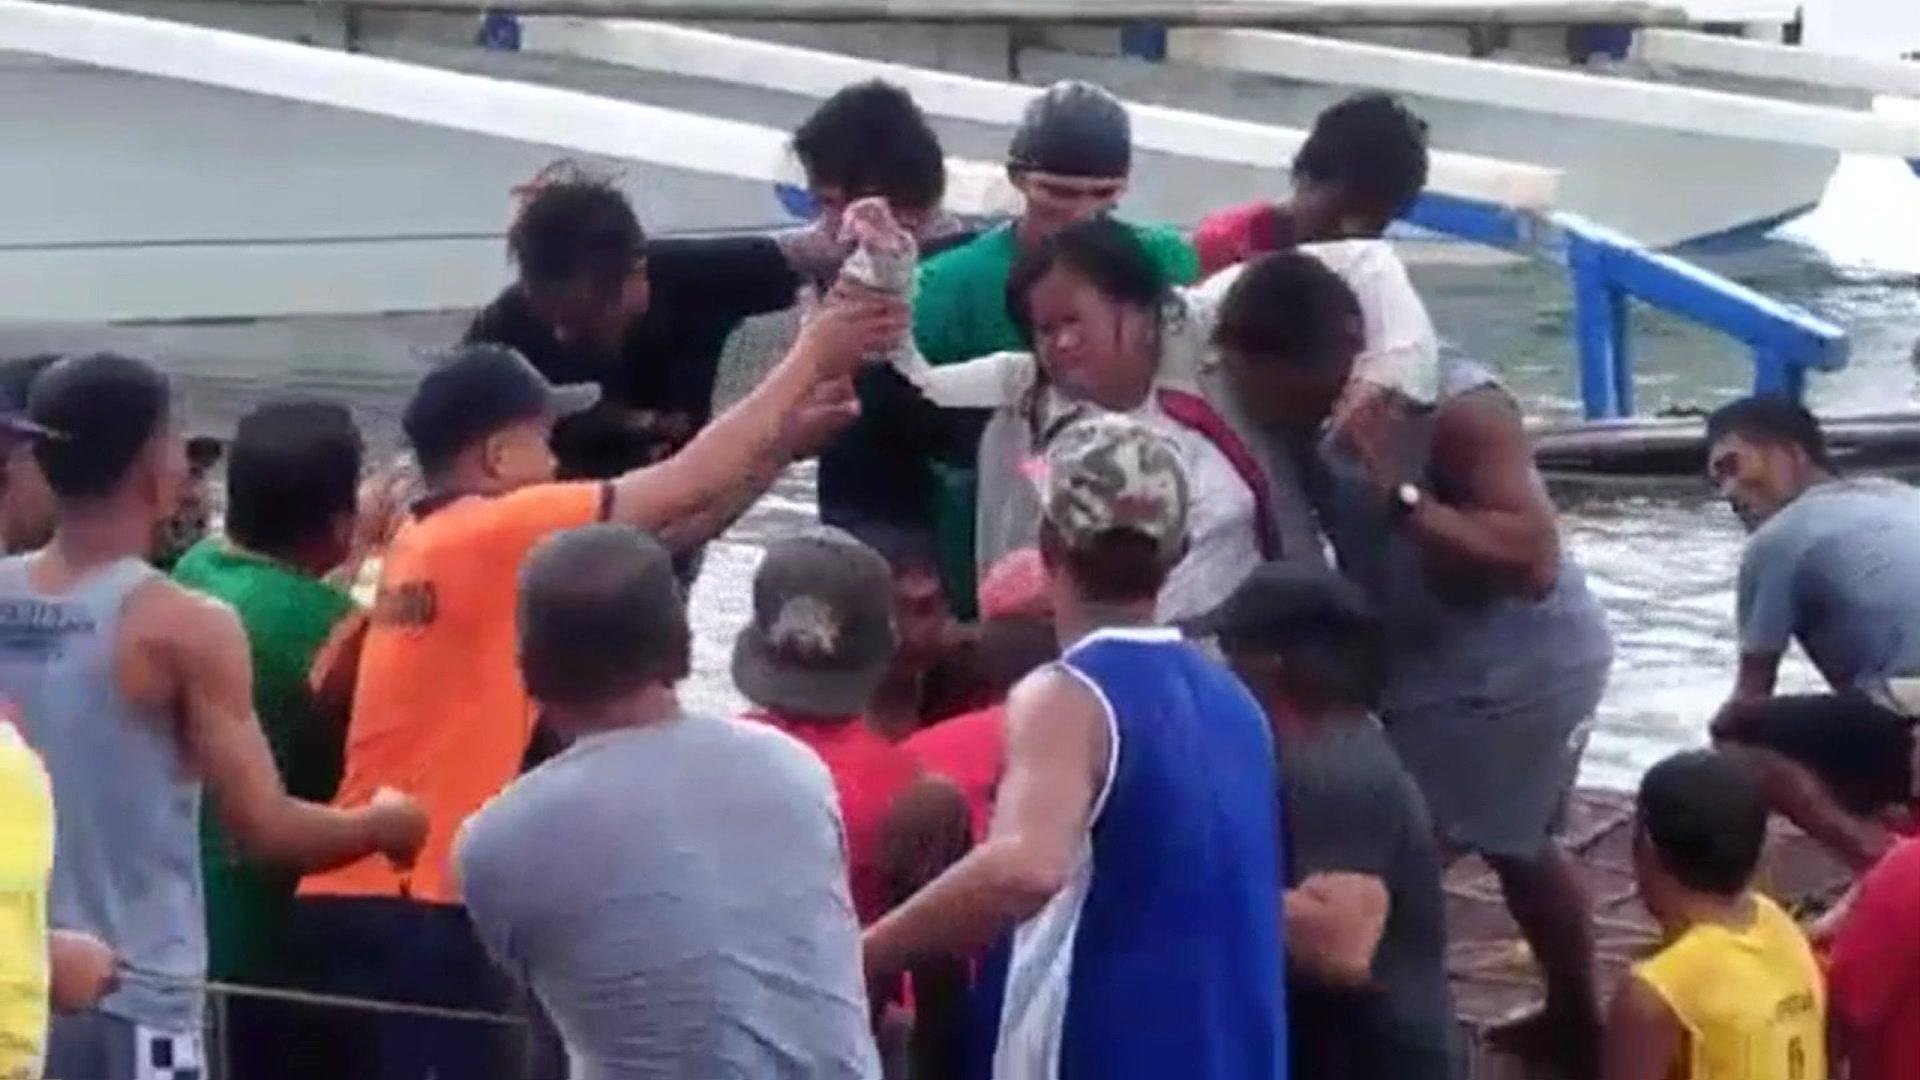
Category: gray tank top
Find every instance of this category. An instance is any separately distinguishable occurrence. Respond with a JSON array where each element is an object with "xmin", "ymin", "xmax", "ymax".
[
  {"xmin": 0, "ymin": 555, "xmax": 204, "ymax": 1031},
  {"xmin": 1316, "ymin": 358, "xmax": 1613, "ymax": 713}
]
